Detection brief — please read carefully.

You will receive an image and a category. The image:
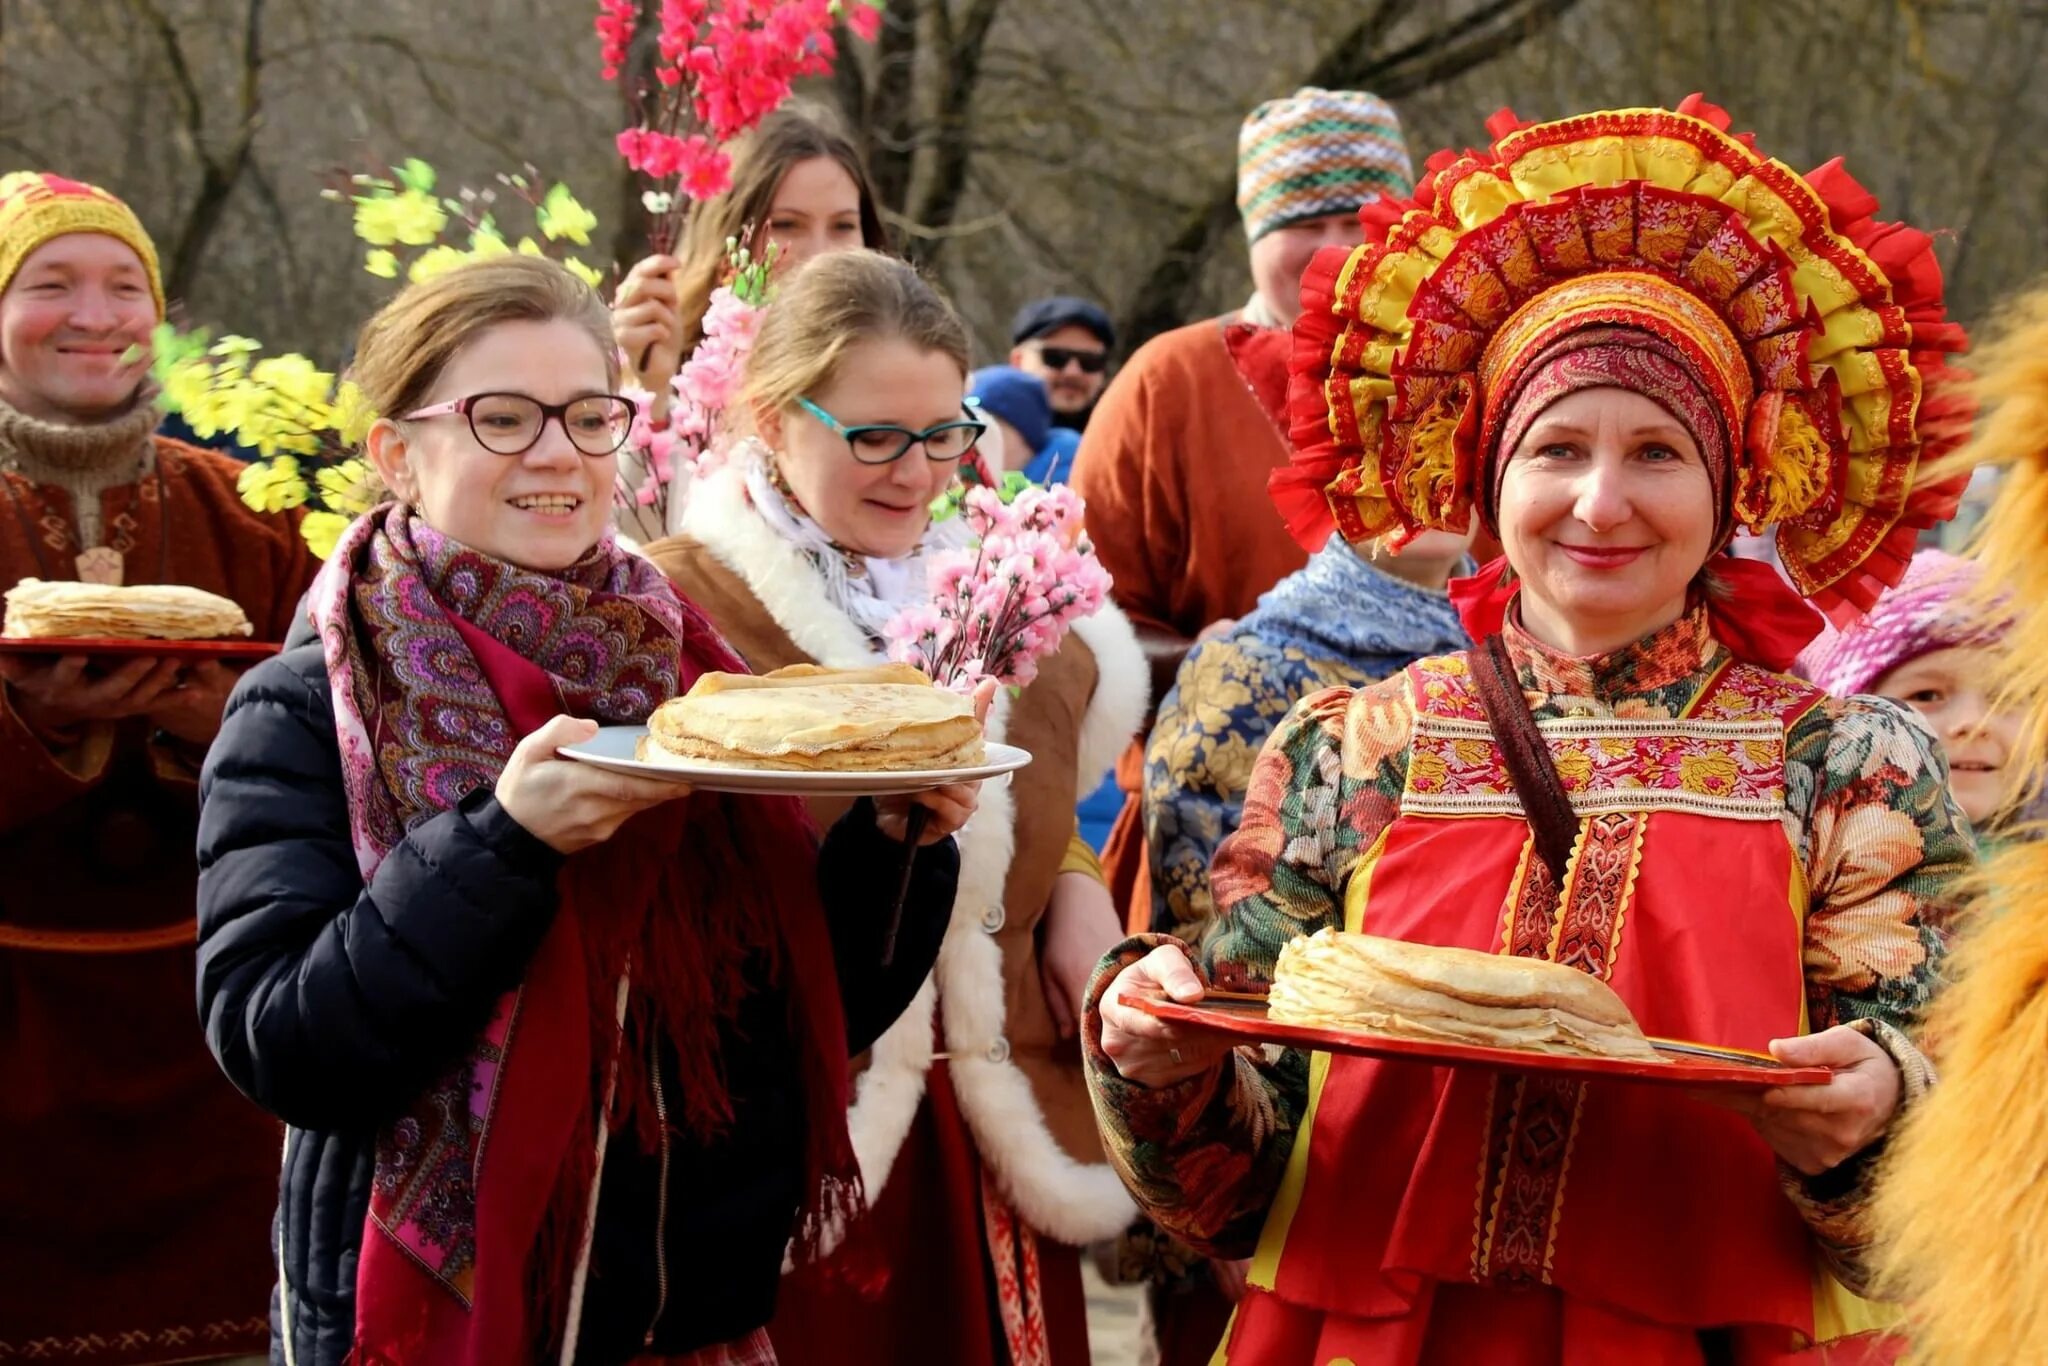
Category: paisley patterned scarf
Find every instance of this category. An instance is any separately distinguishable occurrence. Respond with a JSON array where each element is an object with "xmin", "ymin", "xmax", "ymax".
[{"xmin": 311, "ymin": 505, "xmax": 861, "ymax": 1363}]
